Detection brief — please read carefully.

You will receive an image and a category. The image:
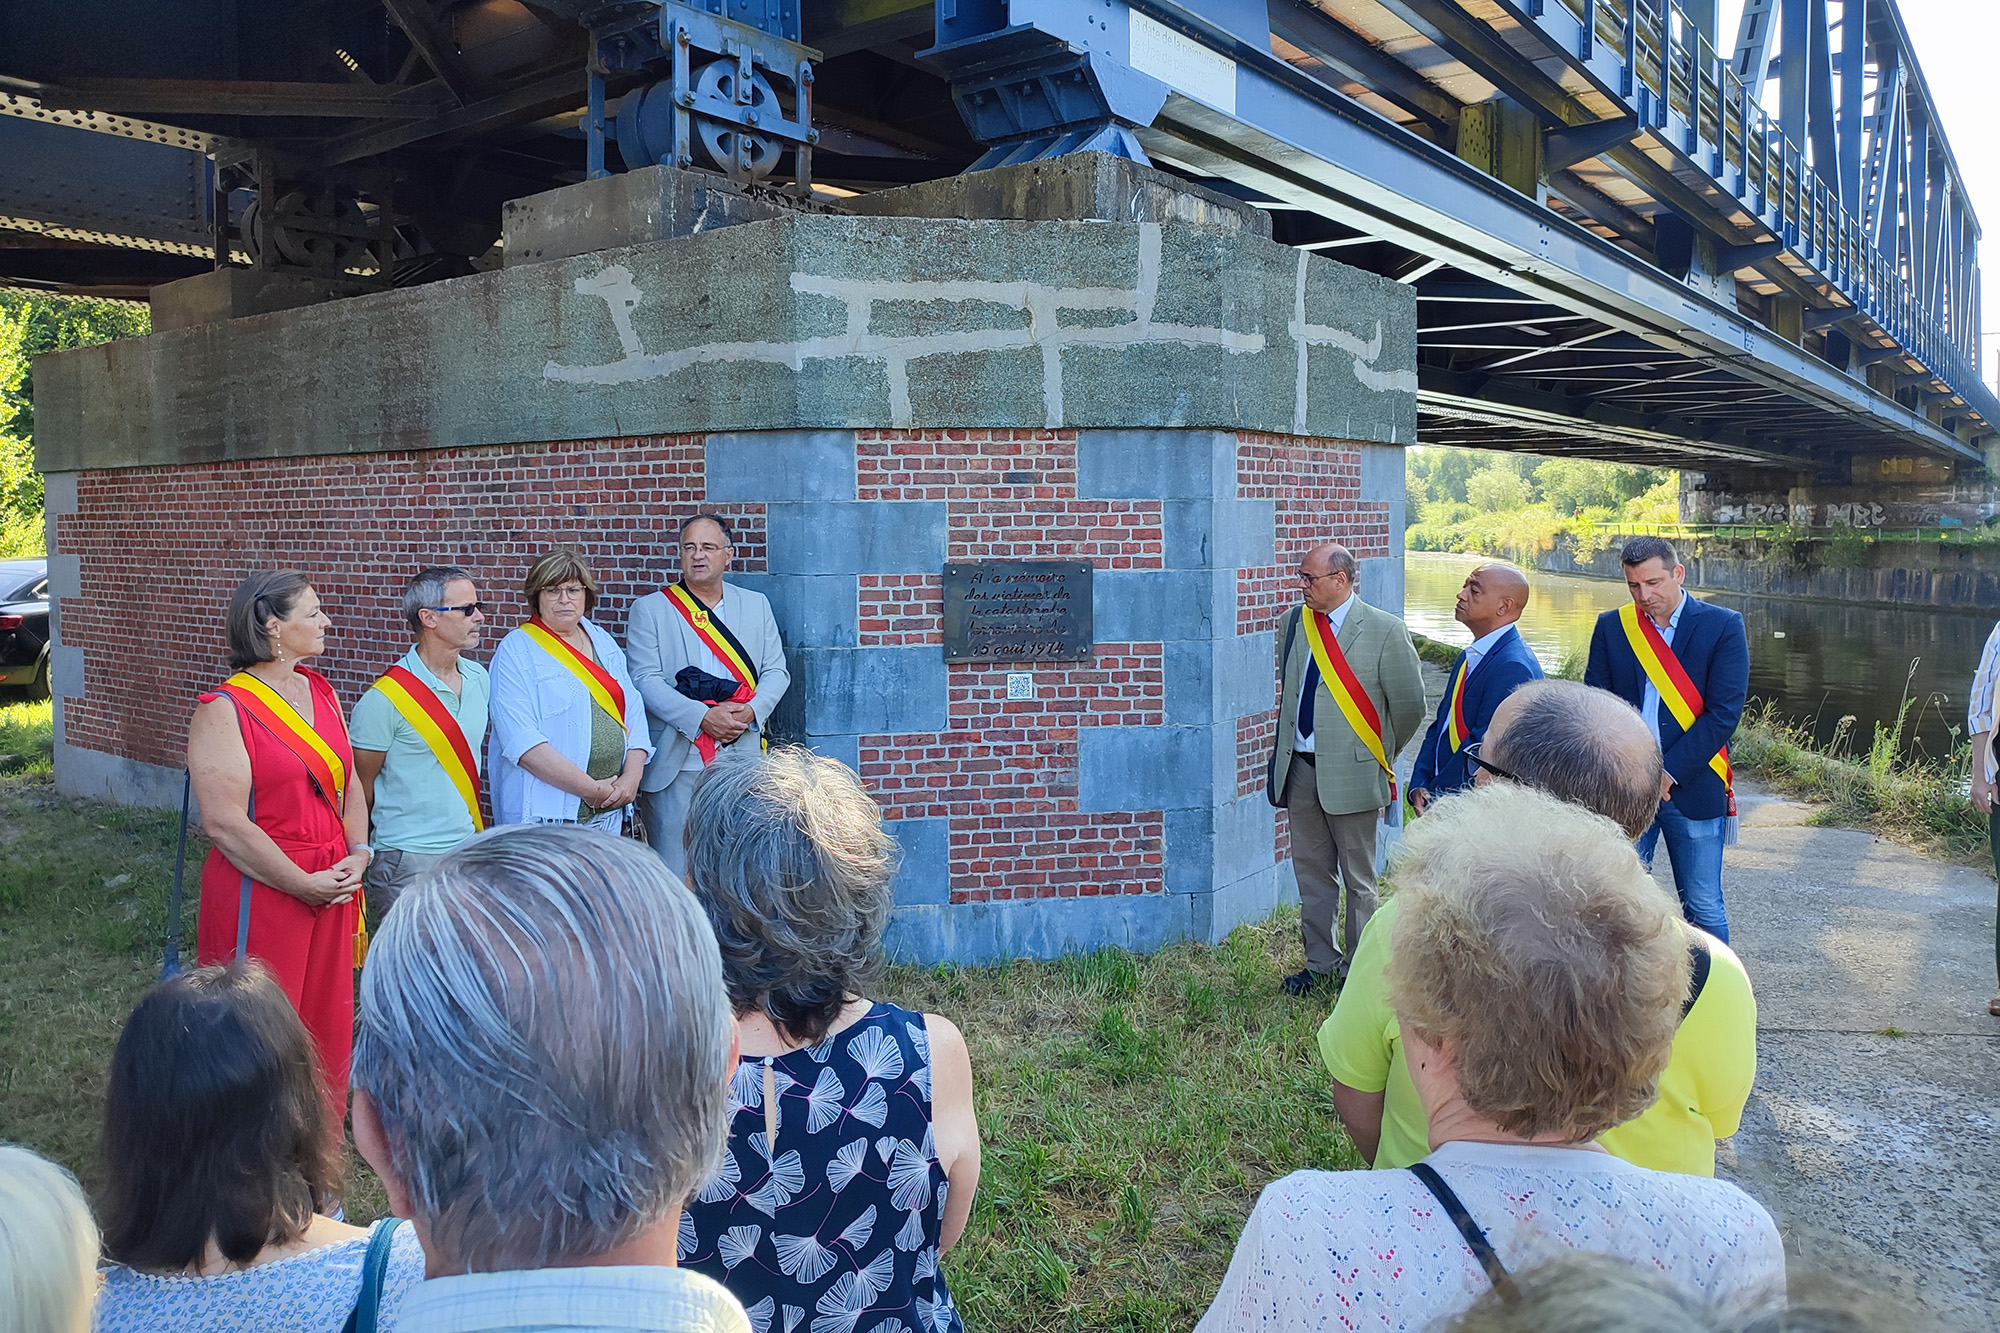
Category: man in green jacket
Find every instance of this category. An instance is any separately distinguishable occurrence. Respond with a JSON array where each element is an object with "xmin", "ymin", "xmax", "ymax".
[{"xmin": 1266, "ymin": 542, "xmax": 1426, "ymax": 995}]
